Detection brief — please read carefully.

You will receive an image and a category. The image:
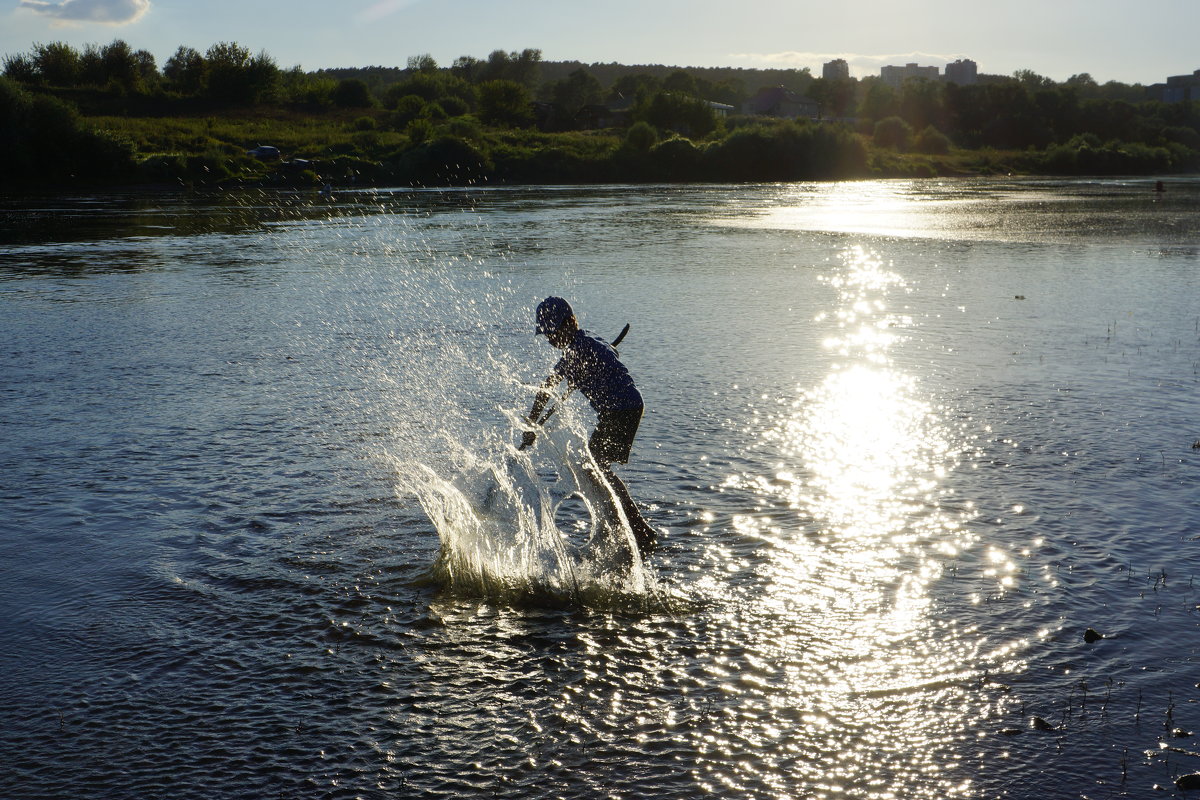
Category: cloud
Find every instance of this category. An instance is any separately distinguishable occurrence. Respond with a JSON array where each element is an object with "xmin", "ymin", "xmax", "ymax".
[
  {"xmin": 19, "ymin": 0, "xmax": 151, "ymax": 25},
  {"xmin": 354, "ymin": 0, "xmax": 422, "ymax": 24},
  {"xmin": 730, "ymin": 51, "xmax": 963, "ymax": 78}
]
